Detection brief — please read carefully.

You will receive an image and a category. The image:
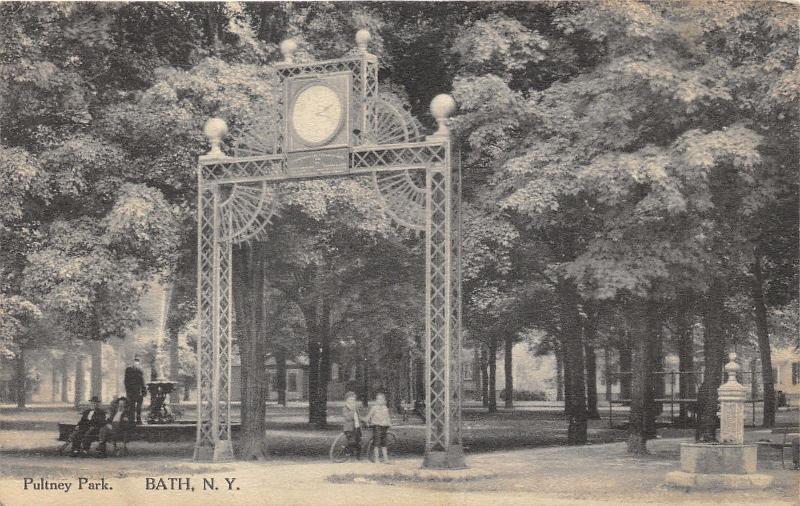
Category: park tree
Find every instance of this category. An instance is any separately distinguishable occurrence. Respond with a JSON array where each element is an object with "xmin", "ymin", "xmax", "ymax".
[
  {"xmin": 0, "ymin": 2, "xmax": 227, "ymax": 405},
  {"xmin": 462, "ymin": 207, "xmax": 520, "ymax": 411},
  {"xmin": 451, "ymin": 0, "xmax": 798, "ymax": 451}
]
